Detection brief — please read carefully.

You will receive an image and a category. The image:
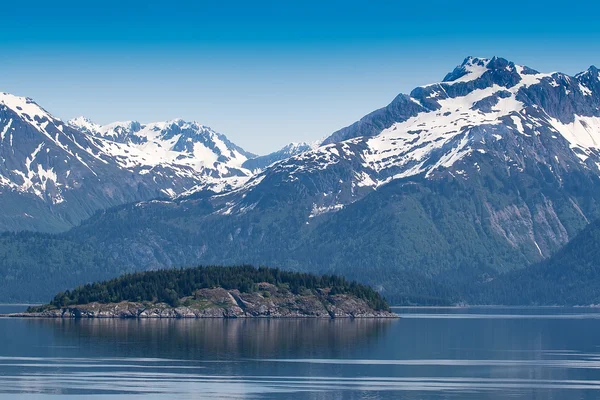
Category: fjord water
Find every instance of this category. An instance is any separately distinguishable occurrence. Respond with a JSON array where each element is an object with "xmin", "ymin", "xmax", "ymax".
[{"xmin": 2, "ymin": 306, "xmax": 600, "ymax": 399}]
